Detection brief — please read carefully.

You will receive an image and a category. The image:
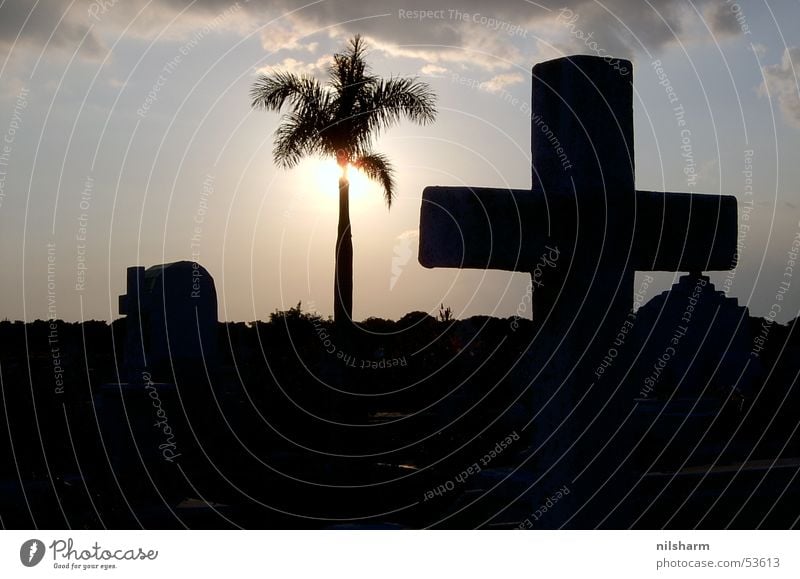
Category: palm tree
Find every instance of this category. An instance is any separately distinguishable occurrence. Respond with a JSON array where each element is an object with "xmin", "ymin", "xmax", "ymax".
[{"xmin": 250, "ymin": 35, "xmax": 437, "ymax": 326}]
